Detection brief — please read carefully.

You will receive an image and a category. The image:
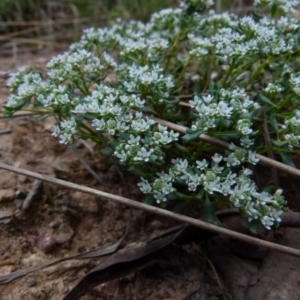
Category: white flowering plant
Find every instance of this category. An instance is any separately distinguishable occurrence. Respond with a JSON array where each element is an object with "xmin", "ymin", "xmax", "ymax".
[{"xmin": 5, "ymin": 0, "xmax": 300, "ymax": 230}]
